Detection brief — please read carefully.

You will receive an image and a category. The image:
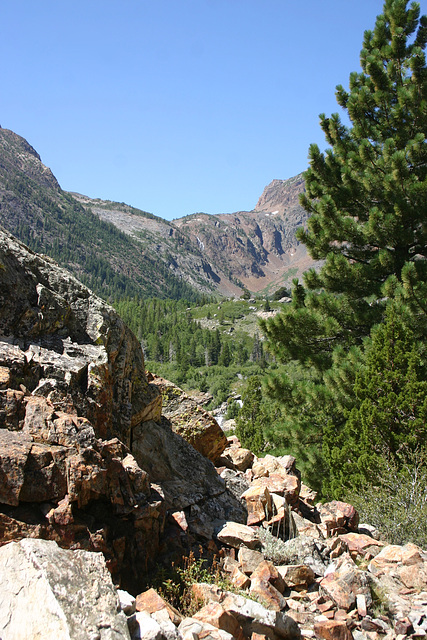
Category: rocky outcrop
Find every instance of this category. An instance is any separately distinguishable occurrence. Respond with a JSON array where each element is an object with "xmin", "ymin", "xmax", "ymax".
[
  {"xmin": 149, "ymin": 374, "xmax": 227, "ymax": 463},
  {"xmin": 0, "ymin": 538, "xmax": 130, "ymax": 640},
  {"xmin": 0, "ymin": 227, "xmax": 247, "ymax": 588}
]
